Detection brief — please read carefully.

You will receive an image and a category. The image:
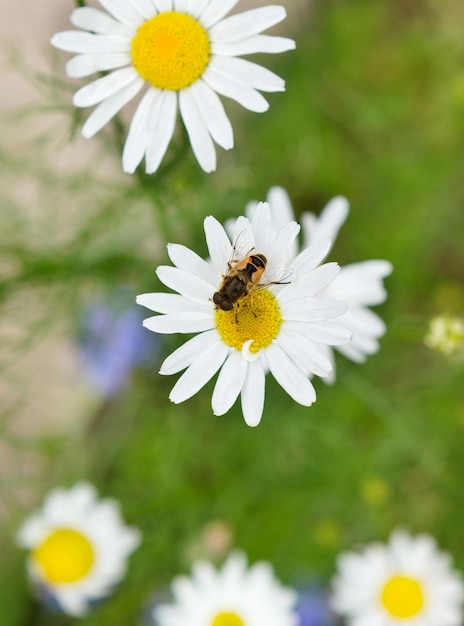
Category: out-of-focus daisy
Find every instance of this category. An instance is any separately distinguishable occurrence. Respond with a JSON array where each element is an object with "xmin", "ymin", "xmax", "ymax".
[
  {"xmin": 153, "ymin": 551, "xmax": 297, "ymax": 626},
  {"xmin": 16, "ymin": 483, "xmax": 141, "ymax": 617},
  {"xmin": 246, "ymin": 187, "xmax": 392, "ymax": 382},
  {"xmin": 51, "ymin": 1, "xmax": 295, "ymax": 174},
  {"xmin": 424, "ymin": 314, "xmax": 464, "ymax": 355},
  {"xmin": 330, "ymin": 529, "xmax": 464, "ymax": 626},
  {"xmin": 137, "ymin": 202, "xmax": 351, "ymax": 426},
  {"xmin": 78, "ymin": 289, "xmax": 160, "ymax": 398}
]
